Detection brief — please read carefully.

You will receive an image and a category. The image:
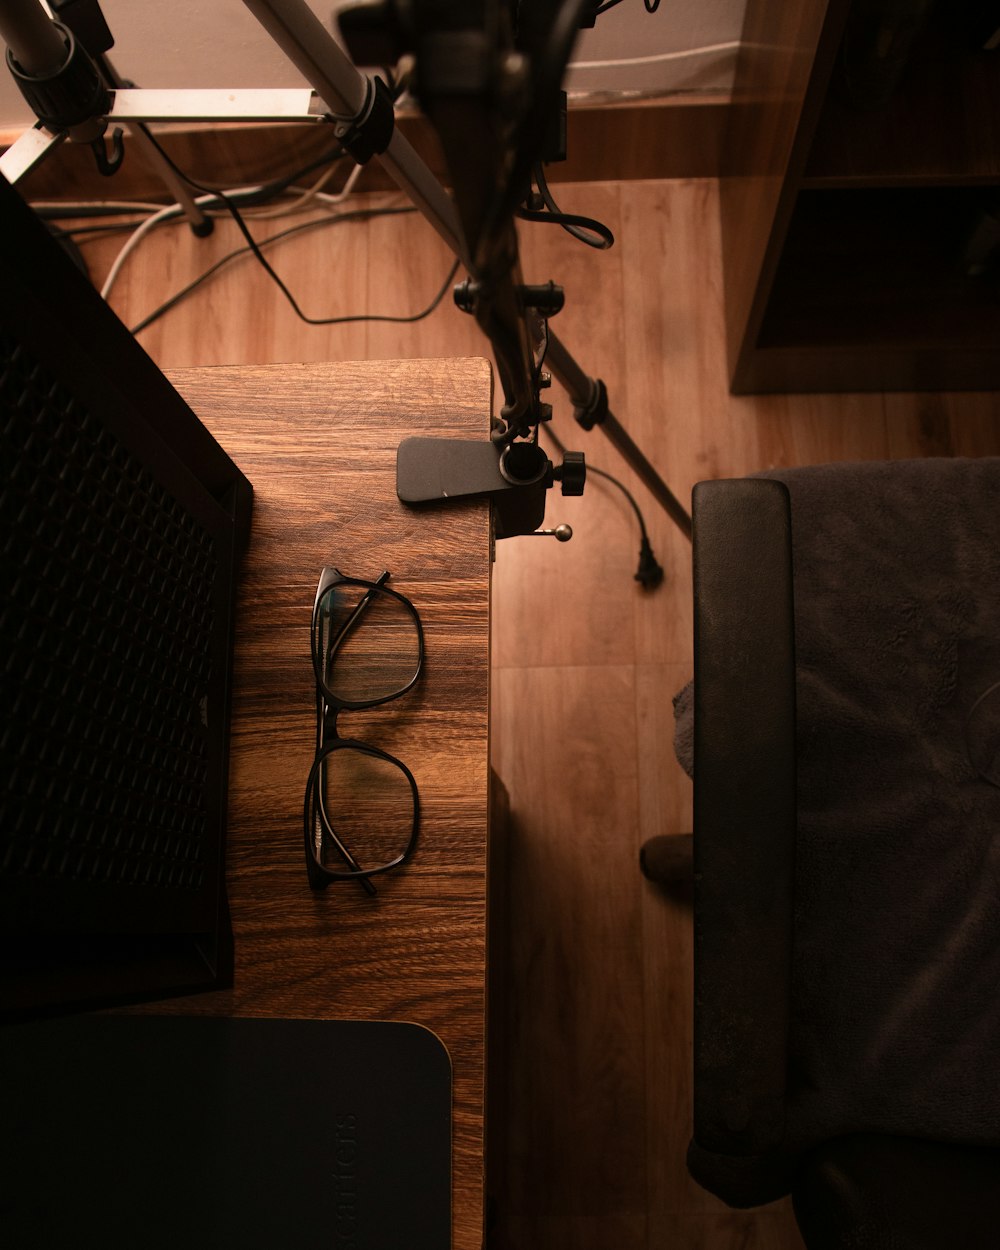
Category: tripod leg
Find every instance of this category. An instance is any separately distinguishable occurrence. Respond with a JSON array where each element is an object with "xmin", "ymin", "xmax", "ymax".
[
  {"xmin": 95, "ymin": 55, "xmax": 212, "ymax": 236},
  {"xmin": 546, "ymin": 332, "xmax": 692, "ymax": 540}
]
